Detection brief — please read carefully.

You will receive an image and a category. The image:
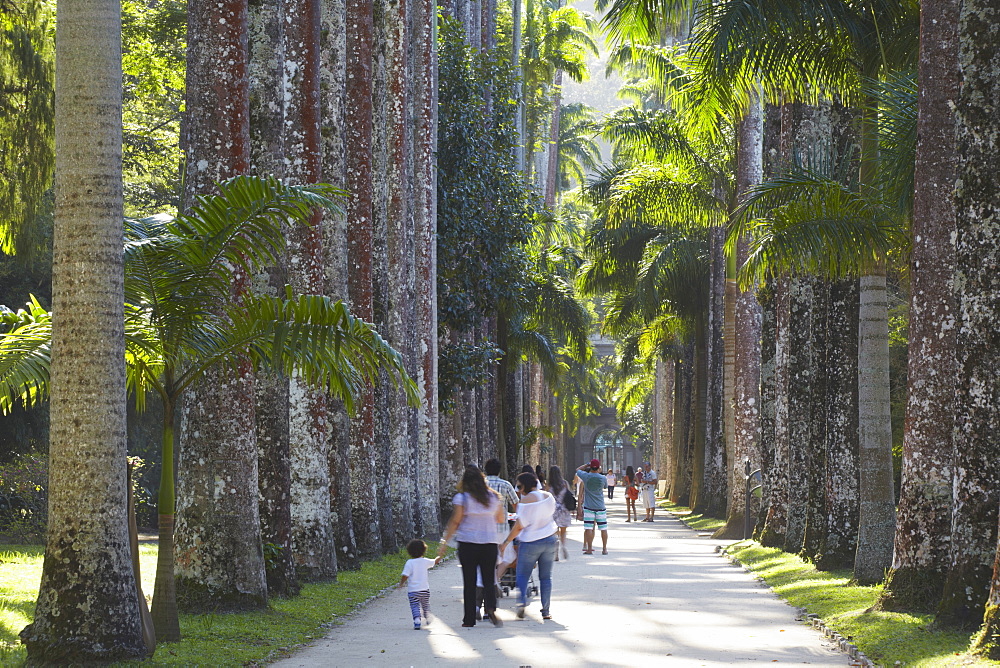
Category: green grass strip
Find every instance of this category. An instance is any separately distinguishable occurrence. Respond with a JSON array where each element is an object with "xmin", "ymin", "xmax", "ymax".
[
  {"xmin": 0, "ymin": 541, "xmax": 445, "ymax": 667},
  {"xmin": 659, "ymin": 501, "xmax": 727, "ymax": 533},
  {"xmin": 726, "ymin": 542, "xmax": 999, "ymax": 667}
]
